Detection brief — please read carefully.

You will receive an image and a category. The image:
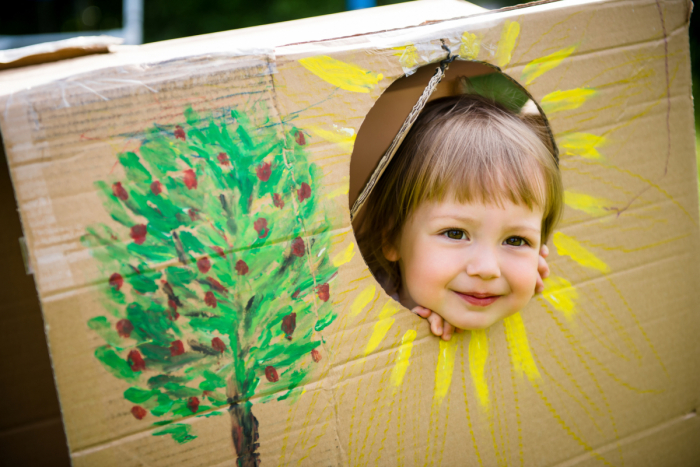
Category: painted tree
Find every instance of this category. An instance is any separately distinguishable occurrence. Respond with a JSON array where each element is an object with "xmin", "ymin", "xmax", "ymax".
[{"xmin": 82, "ymin": 103, "xmax": 337, "ymax": 466}]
